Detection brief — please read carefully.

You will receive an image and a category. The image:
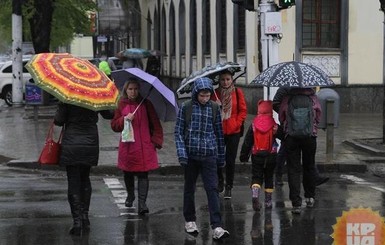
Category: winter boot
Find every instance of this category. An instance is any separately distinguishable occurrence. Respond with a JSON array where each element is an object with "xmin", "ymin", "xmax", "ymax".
[
  {"xmin": 138, "ymin": 178, "xmax": 149, "ymax": 215},
  {"xmin": 68, "ymin": 194, "xmax": 83, "ymax": 236},
  {"xmin": 251, "ymin": 184, "xmax": 261, "ymax": 211},
  {"xmin": 124, "ymin": 173, "xmax": 135, "ymax": 208},
  {"xmin": 81, "ymin": 187, "xmax": 92, "ymax": 231},
  {"xmin": 264, "ymin": 189, "xmax": 273, "ymax": 209}
]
